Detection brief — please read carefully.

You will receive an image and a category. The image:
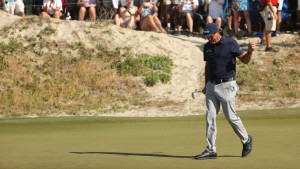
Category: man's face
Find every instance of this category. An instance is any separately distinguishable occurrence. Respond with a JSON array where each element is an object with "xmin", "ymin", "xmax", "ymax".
[{"xmin": 208, "ymin": 31, "xmax": 220, "ymax": 44}]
